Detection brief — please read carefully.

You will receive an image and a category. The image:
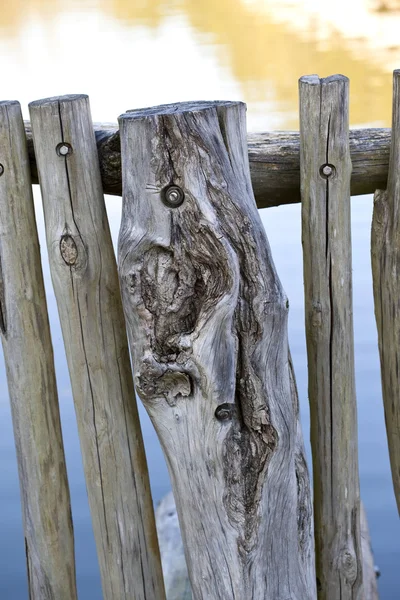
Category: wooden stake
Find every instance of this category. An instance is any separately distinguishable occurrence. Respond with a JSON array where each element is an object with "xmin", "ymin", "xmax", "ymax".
[
  {"xmin": 300, "ymin": 75, "xmax": 364, "ymax": 600},
  {"xmin": 371, "ymin": 69, "xmax": 400, "ymax": 515},
  {"xmin": 118, "ymin": 101, "xmax": 316, "ymax": 600},
  {"xmin": 29, "ymin": 95, "xmax": 166, "ymax": 600},
  {"xmin": 0, "ymin": 101, "xmax": 77, "ymax": 599}
]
